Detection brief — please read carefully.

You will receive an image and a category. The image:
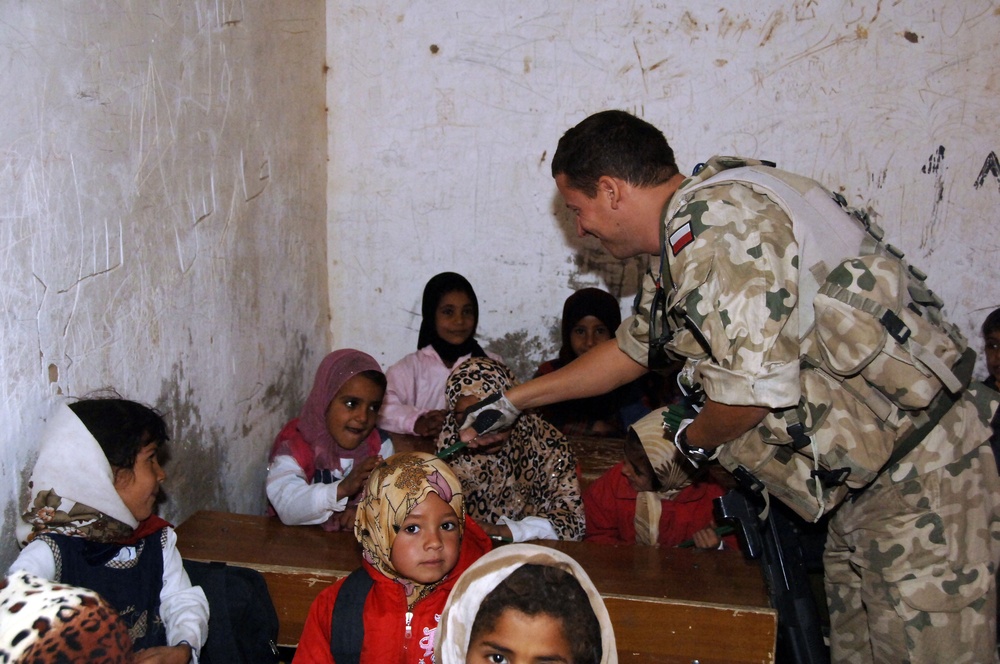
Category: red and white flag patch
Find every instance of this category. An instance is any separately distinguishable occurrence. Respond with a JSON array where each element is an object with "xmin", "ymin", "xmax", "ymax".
[{"xmin": 669, "ymin": 222, "xmax": 694, "ymax": 256}]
